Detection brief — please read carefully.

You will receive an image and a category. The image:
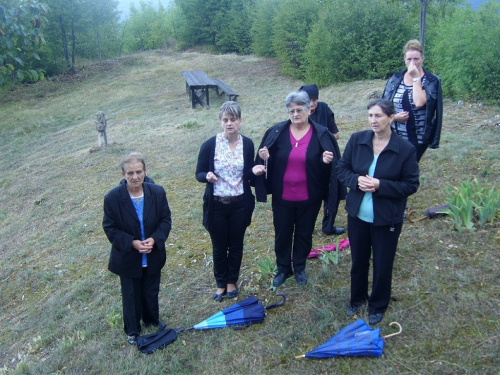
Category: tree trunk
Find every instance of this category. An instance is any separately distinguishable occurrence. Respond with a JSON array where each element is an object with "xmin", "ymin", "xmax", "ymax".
[
  {"xmin": 59, "ymin": 15, "xmax": 71, "ymax": 71},
  {"xmin": 97, "ymin": 30, "xmax": 102, "ymax": 64},
  {"xmin": 70, "ymin": 19, "xmax": 76, "ymax": 73},
  {"xmin": 420, "ymin": 0, "xmax": 429, "ymax": 52}
]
